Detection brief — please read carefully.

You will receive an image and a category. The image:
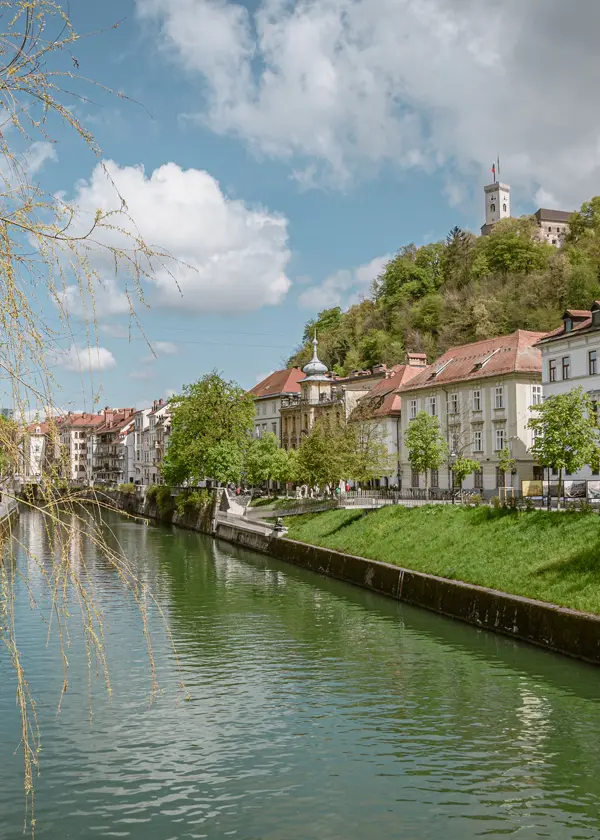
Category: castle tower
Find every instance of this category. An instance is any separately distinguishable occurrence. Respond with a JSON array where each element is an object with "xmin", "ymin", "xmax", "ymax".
[{"xmin": 481, "ymin": 160, "xmax": 510, "ymax": 236}]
